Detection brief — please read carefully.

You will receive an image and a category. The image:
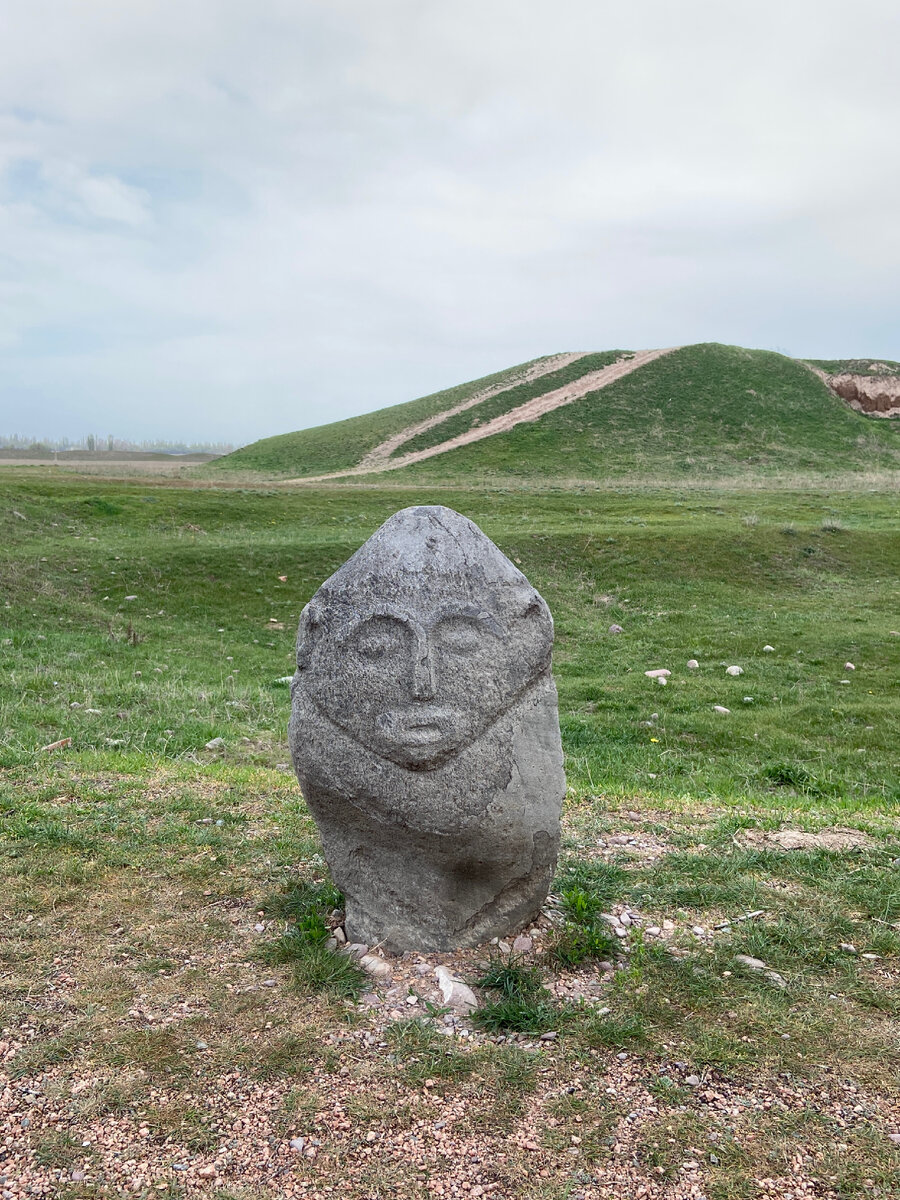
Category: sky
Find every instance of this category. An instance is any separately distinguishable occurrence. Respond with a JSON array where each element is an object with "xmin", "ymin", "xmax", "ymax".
[{"xmin": 1, "ymin": 0, "xmax": 899, "ymax": 446}]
